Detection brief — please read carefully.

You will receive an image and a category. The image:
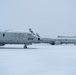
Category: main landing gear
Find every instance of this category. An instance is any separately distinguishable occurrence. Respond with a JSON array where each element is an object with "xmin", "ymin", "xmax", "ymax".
[
  {"xmin": 24, "ymin": 43, "xmax": 32, "ymax": 49},
  {"xmin": 24, "ymin": 45, "xmax": 27, "ymax": 49}
]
